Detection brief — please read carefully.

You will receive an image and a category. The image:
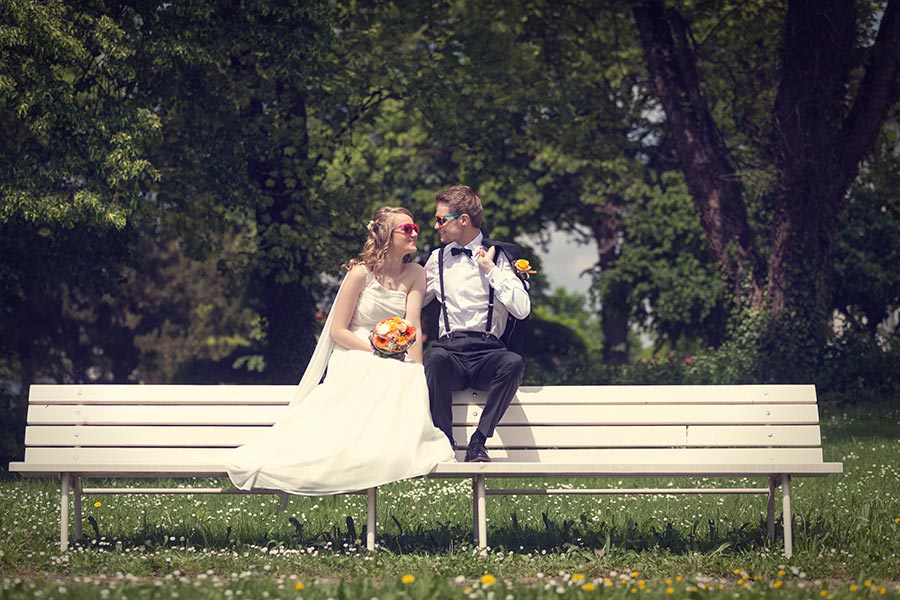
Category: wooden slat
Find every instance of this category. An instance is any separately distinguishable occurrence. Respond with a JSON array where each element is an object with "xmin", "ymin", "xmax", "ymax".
[
  {"xmin": 21, "ymin": 446, "xmax": 826, "ymax": 468},
  {"xmin": 25, "ymin": 423, "xmax": 822, "ymax": 449},
  {"xmin": 453, "ymin": 384, "xmax": 817, "ymax": 405},
  {"xmin": 451, "ymin": 425, "xmax": 823, "ymax": 448},
  {"xmin": 27, "ymin": 402, "xmax": 819, "ymax": 427},
  {"xmin": 26, "ymin": 405, "xmax": 289, "ymax": 426},
  {"xmin": 28, "ymin": 384, "xmax": 298, "ymax": 405},
  {"xmin": 432, "ymin": 461, "xmax": 844, "ymax": 477},
  {"xmin": 28, "ymin": 384, "xmax": 817, "ymax": 406},
  {"xmin": 24, "ymin": 426, "xmax": 268, "ymax": 447},
  {"xmin": 453, "ymin": 403, "xmax": 821, "ymax": 426}
]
